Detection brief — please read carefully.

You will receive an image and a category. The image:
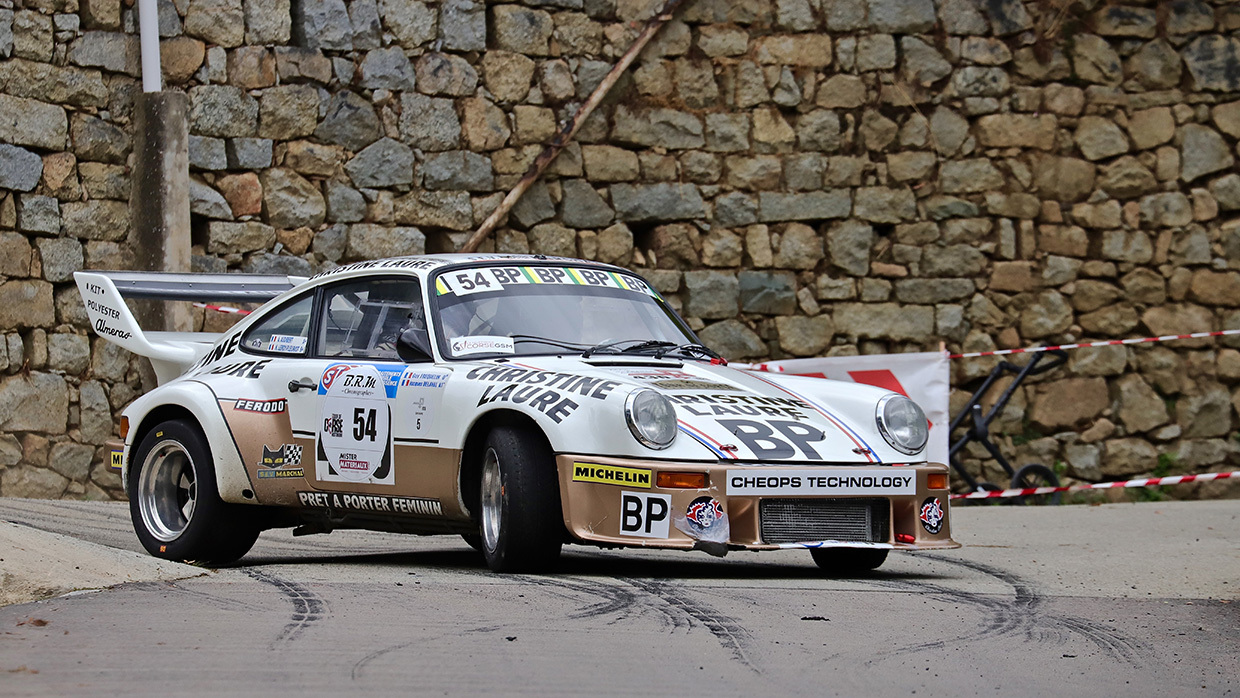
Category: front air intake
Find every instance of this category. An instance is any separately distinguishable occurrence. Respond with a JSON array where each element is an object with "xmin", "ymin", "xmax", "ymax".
[{"xmin": 759, "ymin": 498, "xmax": 890, "ymax": 544}]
